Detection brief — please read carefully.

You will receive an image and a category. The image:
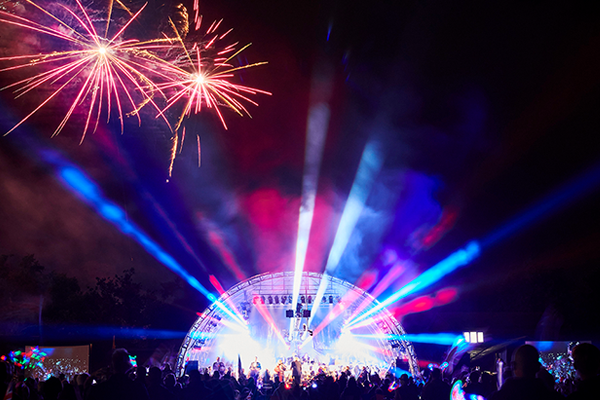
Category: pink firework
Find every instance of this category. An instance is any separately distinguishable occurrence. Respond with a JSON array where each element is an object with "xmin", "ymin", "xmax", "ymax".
[
  {"xmin": 156, "ymin": 18, "xmax": 271, "ymax": 131},
  {"xmin": 154, "ymin": 17, "xmax": 271, "ymax": 175},
  {"xmin": 0, "ymin": 0, "xmax": 174, "ymax": 141}
]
